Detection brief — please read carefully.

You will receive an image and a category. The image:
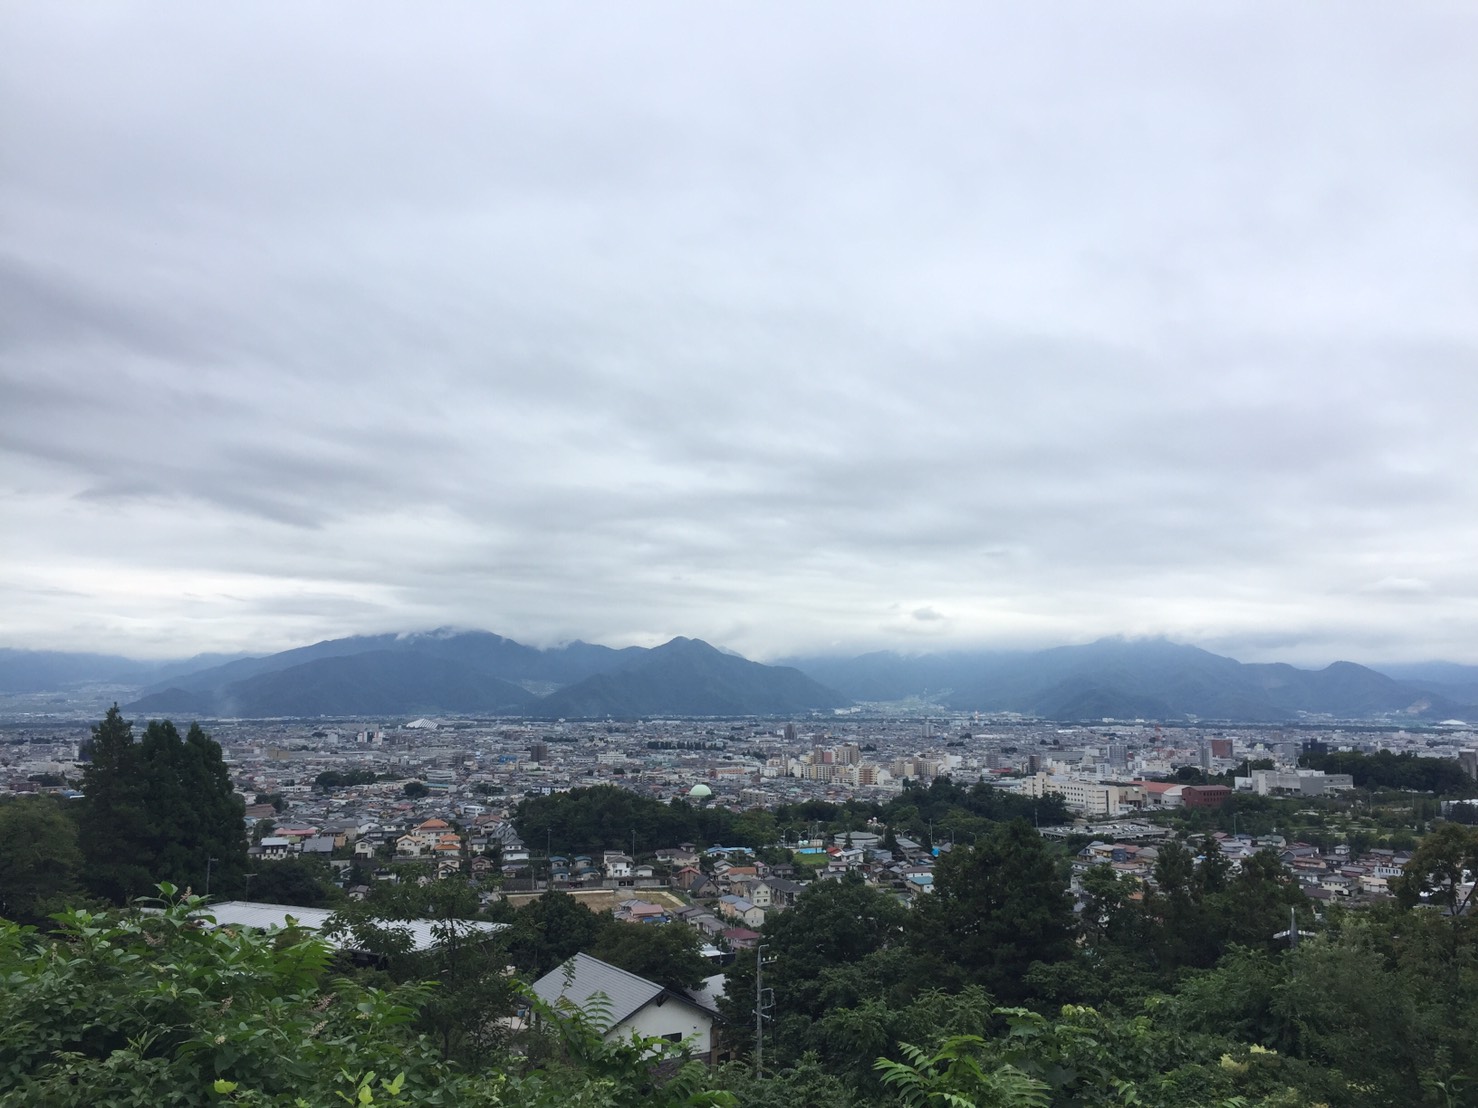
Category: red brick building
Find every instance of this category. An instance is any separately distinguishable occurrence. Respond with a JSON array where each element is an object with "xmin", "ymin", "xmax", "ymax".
[{"xmin": 1181, "ymin": 784, "xmax": 1231, "ymax": 809}]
